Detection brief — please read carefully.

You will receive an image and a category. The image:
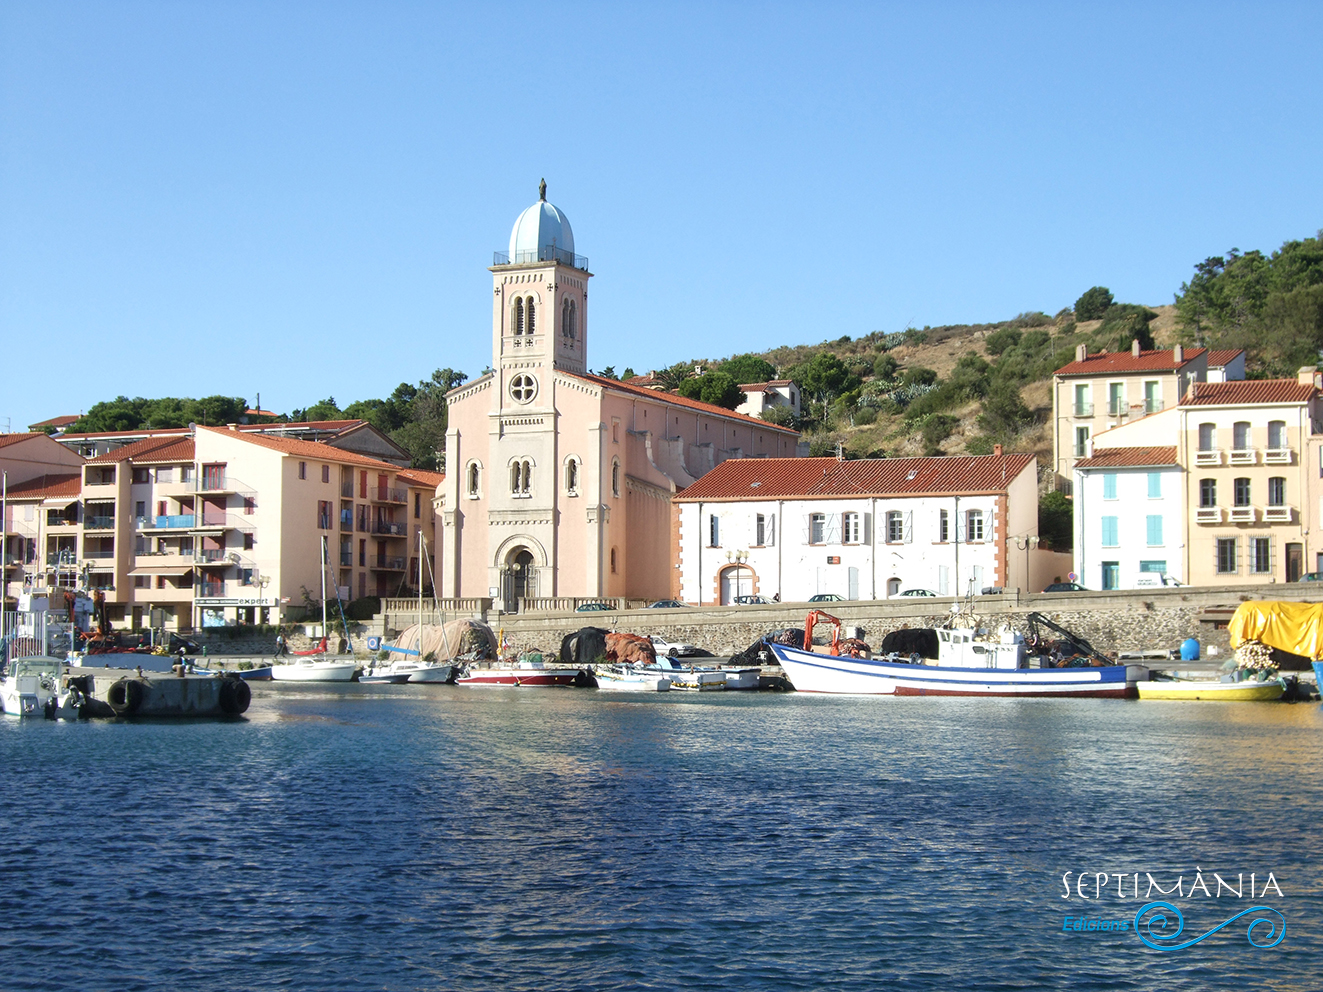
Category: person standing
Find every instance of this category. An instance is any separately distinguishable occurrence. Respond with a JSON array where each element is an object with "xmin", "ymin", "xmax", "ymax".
[{"xmin": 273, "ymin": 630, "xmax": 288, "ymax": 659}]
